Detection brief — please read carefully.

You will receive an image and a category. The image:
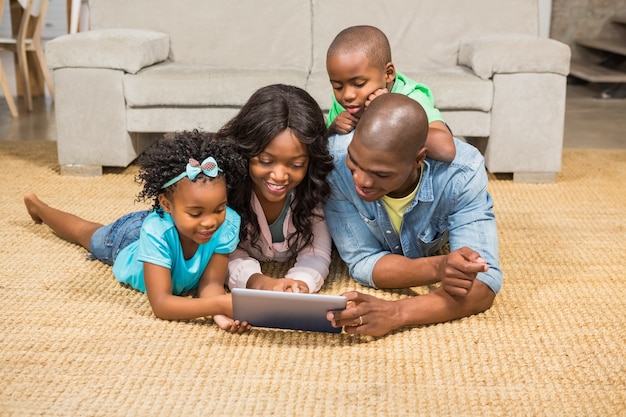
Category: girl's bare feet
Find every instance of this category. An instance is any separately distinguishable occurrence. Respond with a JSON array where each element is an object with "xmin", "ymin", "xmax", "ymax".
[
  {"xmin": 23, "ymin": 193, "xmax": 102, "ymax": 249},
  {"xmin": 24, "ymin": 193, "xmax": 44, "ymax": 224}
]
